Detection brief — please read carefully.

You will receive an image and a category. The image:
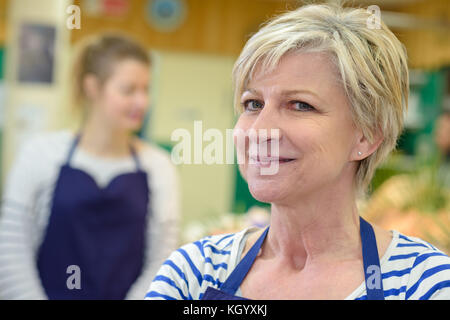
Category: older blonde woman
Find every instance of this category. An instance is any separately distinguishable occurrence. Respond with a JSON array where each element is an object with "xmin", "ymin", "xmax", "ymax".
[{"xmin": 146, "ymin": 3, "xmax": 450, "ymax": 300}]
